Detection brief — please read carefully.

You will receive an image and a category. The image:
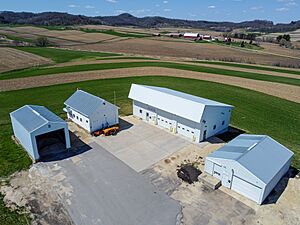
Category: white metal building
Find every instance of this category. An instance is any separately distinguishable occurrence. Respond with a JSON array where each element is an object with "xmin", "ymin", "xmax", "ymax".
[
  {"xmin": 204, "ymin": 134, "xmax": 293, "ymax": 204},
  {"xmin": 64, "ymin": 90, "xmax": 119, "ymax": 133},
  {"xmin": 128, "ymin": 84, "xmax": 233, "ymax": 142},
  {"xmin": 10, "ymin": 105, "xmax": 71, "ymax": 161},
  {"xmin": 183, "ymin": 32, "xmax": 200, "ymax": 38}
]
